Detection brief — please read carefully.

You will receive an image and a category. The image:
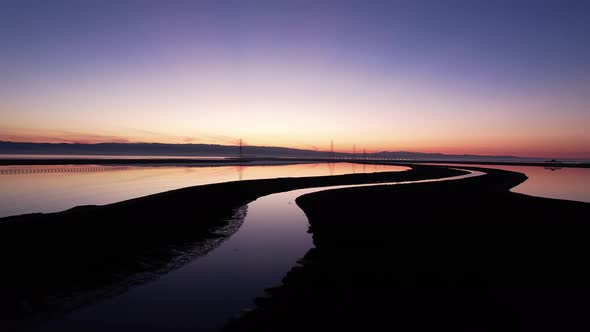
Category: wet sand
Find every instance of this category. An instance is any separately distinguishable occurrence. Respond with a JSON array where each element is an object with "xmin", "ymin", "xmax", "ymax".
[
  {"xmin": 0, "ymin": 165, "xmax": 463, "ymax": 329},
  {"xmin": 225, "ymin": 167, "xmax": 590, "ymax": 331},
  {"xmin": 400, "ymin": 159, "xmax": 590, "ymax": 168}
]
